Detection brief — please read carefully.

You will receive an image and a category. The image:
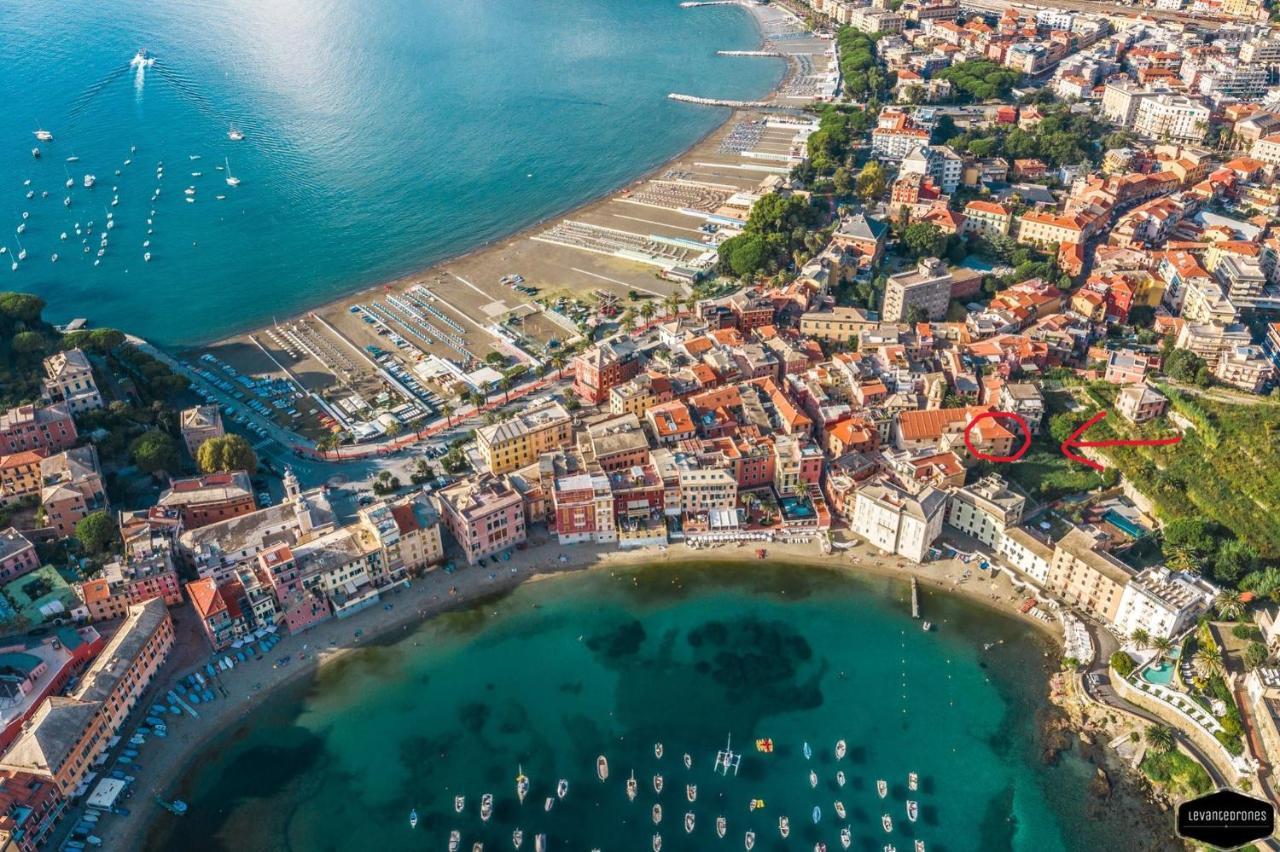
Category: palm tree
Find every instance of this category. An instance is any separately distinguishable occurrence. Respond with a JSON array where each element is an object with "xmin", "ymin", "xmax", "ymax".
[
  {"xmin": 1144, "ymin": 724, "xmax": 1174, "ymax": 754},
  {"xmin": 639, "ymin": 301, "xmax": 656, "ymax": 326},
  {"xmin": 1149, "ymin": 636, "xmax": 1174, "ymax": 666},
  {"xmin": 1214, "ymin": 590, "xmax": 1245, "ymax": 622},
  {"xmin": 440, "ymin": 400, "xmax": 455, "ymax": 428},
  {"xmin": 550, "ymin": 352, "xmax": 568, "ymax": 379},
  {"xmin": 498, "ymin": 375, "xmax": 514, "ymax": 405},
  {"xmin": 1191, "ymin": 647, "xmax": 1226, "ymax": 681},
  {"xmin": 1166, "ymin": 546, "xmax": 1201, "ymax": 576},
  {"xmin": 1130, "ymin": 628, "xmax": 1151, "ymax": 650},
  {"xmin": 664, "ymin": 292, "xmax": 682, "ymax": 318}
]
